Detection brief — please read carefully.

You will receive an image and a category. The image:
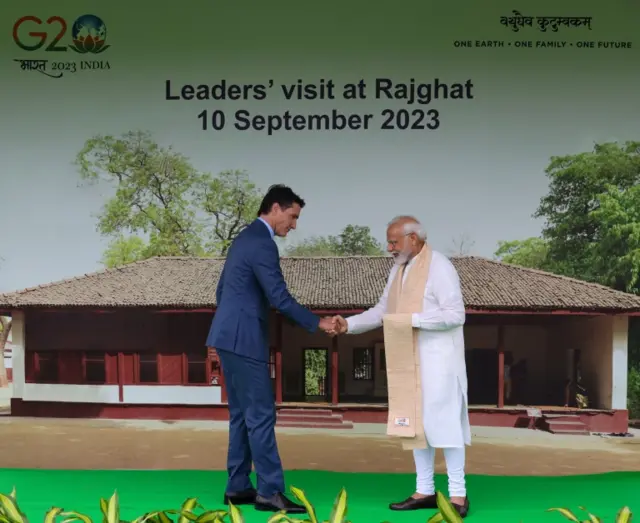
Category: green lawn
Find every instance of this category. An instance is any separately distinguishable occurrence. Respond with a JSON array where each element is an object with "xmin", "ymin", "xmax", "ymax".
[{"xmin": 1, "ymin": 469, "xmax": 638, "ymax": 522}]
